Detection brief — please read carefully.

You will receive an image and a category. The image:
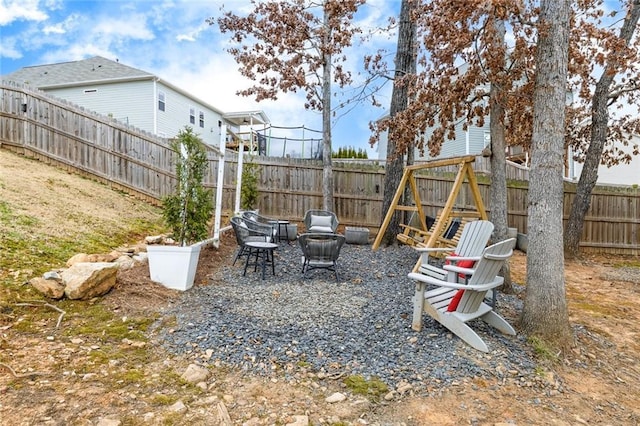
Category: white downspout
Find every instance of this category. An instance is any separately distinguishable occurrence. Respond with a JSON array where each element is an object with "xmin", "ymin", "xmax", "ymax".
[
  {"xmin": 567, "ymin": 145, "xmax": 575, "ymax": 179},
  {"xmin": 250, "ymin": 114, "xmax": 255, "ymax": 154},
  {"xmin": 465, "ymin": 128, "xmax": 470, "ymax": 154},
  {"xmin": 152, "ymin": 79, "xmax": 158, "ymax": 134}
]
